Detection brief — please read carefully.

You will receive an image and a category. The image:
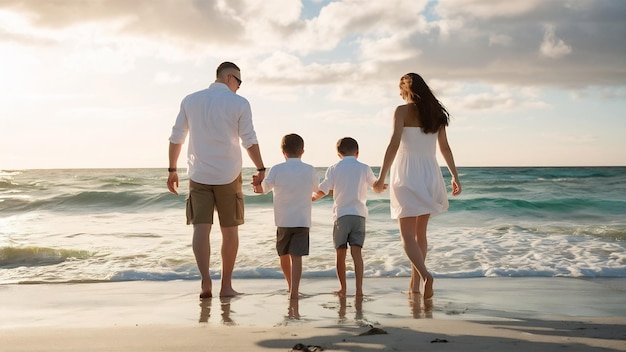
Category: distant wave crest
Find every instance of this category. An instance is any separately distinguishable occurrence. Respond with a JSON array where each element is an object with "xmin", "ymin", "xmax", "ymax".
[{"xmin": 0, "ymin": 246, "xmax": 92, "ymax": 268}]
